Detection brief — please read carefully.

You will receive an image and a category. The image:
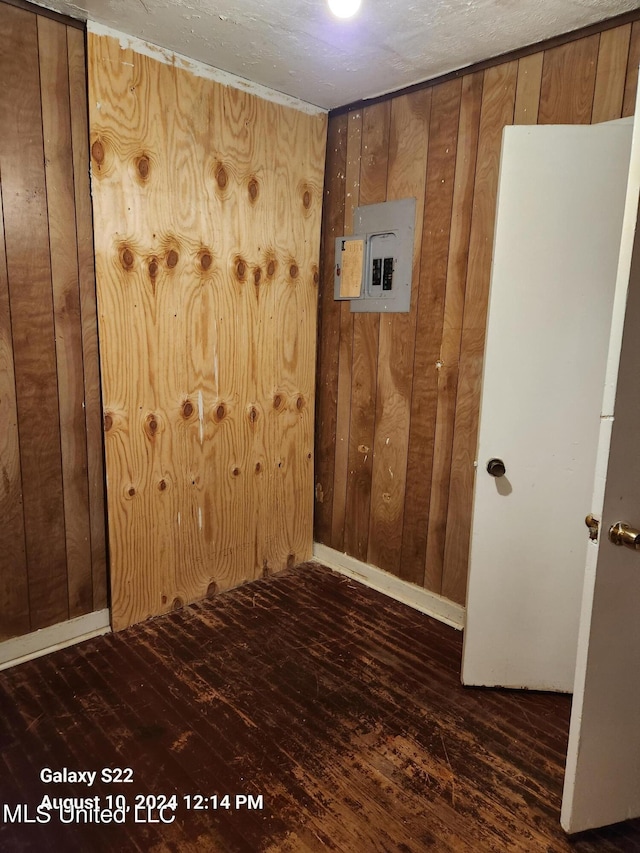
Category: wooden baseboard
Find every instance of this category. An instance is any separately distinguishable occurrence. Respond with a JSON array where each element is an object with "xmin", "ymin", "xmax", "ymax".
[
  {"xmin": 0, "ymin": 610, "xmax": 111, "ymax": 671},
  {"xmin": 312, "ymin": 543, "xmax": 465, "ymax": 630}
]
